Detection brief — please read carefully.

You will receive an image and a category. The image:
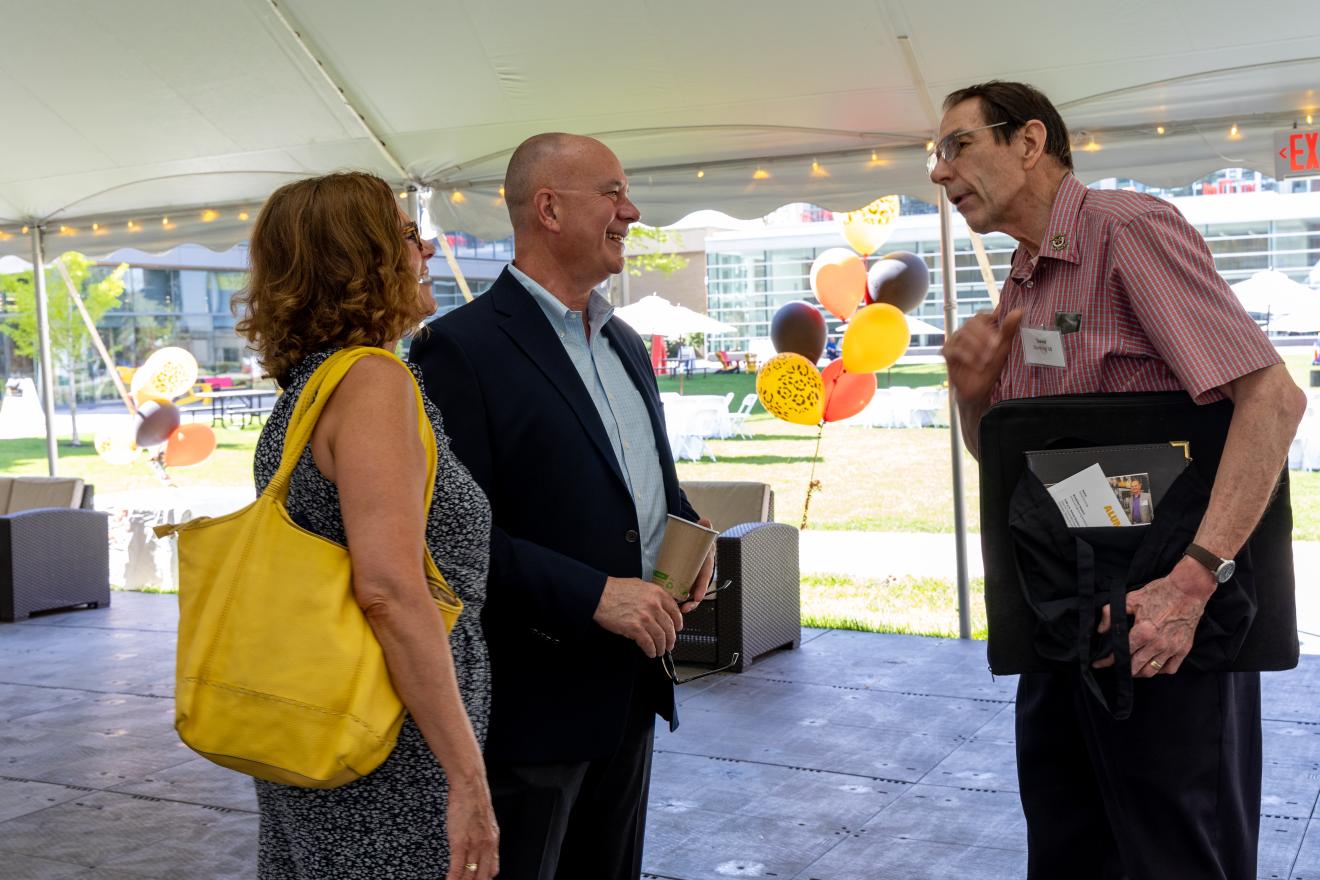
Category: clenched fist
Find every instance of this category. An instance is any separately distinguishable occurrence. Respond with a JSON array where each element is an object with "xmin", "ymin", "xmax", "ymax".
[{"xmin": 942, "ymin": 308, "xmax": 1024, "ymax": 407}]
